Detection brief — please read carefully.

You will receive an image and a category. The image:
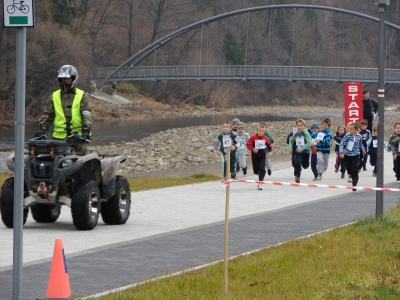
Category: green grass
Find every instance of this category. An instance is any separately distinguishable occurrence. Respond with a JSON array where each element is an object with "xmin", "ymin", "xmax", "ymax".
[
  {"xmin": 127, "ymin": 173, "xmax": 220, "ymax": 192},
  {"xmin": 0, "ymin": 173, "xmax": 219, "ymax": 193},
  {"xmin": 96, "ymin": 207, "xmax": 400, "ymax": 300}
]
